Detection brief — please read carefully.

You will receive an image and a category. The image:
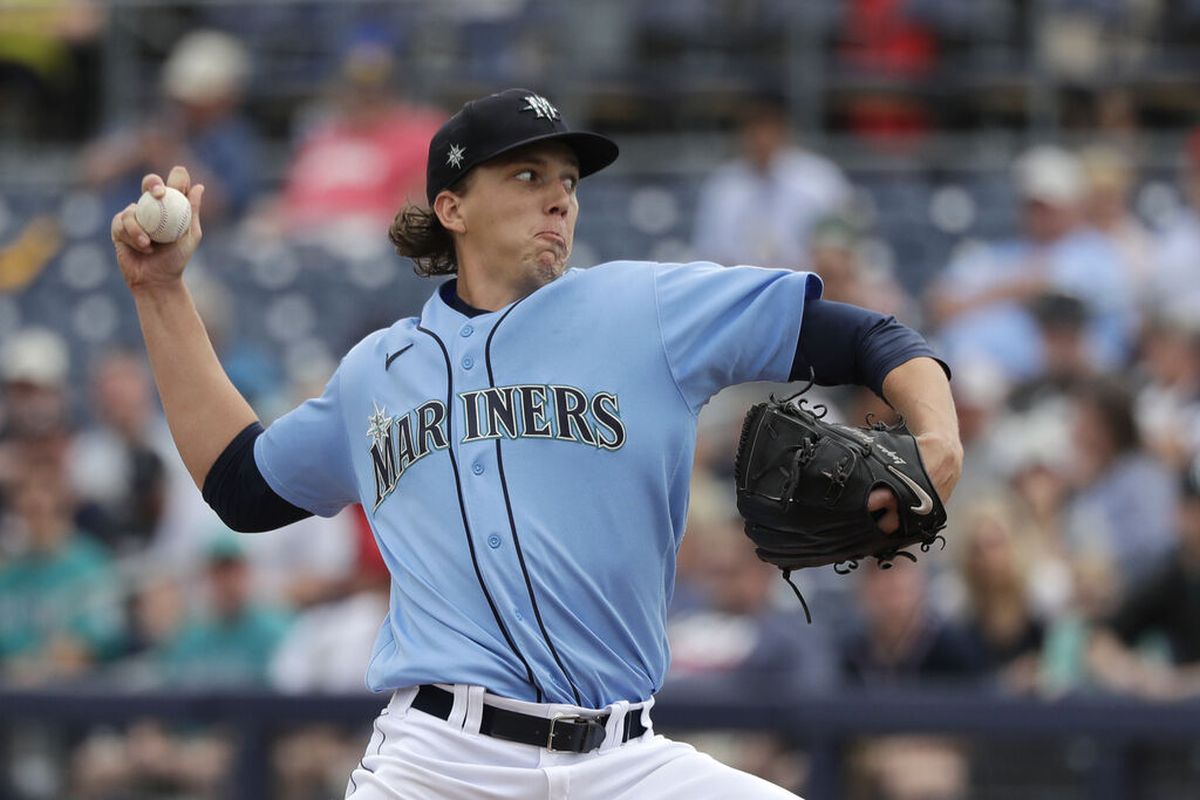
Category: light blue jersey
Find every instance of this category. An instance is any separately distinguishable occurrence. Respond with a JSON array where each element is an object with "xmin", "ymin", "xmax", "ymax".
[{"xmin": 255, "ymin": 259, "xmax": 820, "ymax": 707}]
